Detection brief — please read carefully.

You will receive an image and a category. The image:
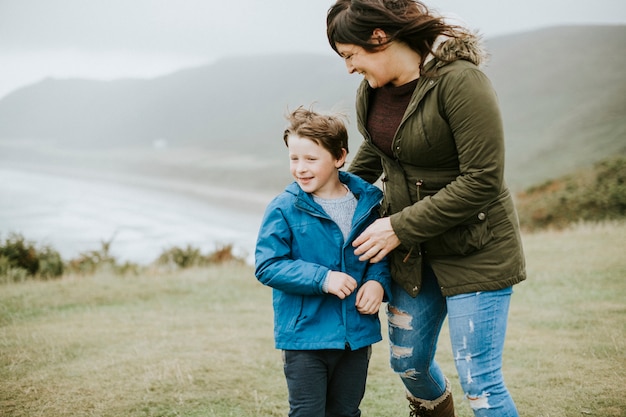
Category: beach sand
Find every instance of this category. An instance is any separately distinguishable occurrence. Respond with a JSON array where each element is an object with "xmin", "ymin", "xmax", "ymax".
[{"xmin": 0, "ymin": 141, "xmax": 288, "ymax": 264}]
